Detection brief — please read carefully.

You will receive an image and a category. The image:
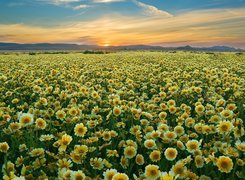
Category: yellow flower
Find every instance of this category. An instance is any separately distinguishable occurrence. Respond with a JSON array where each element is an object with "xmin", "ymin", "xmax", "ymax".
[
  {"xmin": 107, "ymin": 149, "xmax": 119, "ymax": 157},
  {"xmin": 103, "ymin": 131, "xmax": 112, "ymax": 141},
  {"xmin": 32, "ymin": 157, "xmax": 46, "ymax": 169},
  {"xmin": 90, "ymin": 157, "xmax": 104, "ymax": 170},
  {"xmin": 69, "ymin": 107, "xmax": 78, "ymax": 116},
  {"xmin": 110, "ymin": 130, "xmax": 118, "ymax": 137},
  {"xmin": 160, "ymin": 103, "xmax": 168, "ymax": 110},
  {"xmin": 18, "ymin": 113, "xmax": 34, "ymax": 127},
  {"xmin": 236, "ymin": 159, "xmax": 244, "ymax": 166},
  {"xmin": 195, "ymin": 155, "xmax": 204, "ymax": 168},
  {"xmin": 234, "ymin": 126, "xmax": 244, "ymax": 138},
  {"xmin": 130, "ymin": 125, "xmax": 141, "ymax": 135},
  {"xmin": 186, "ymin": 140, "xmax": 200, "ymax": 153},
  {"xmin": 120, "ymin": 156, "xmax": 129, "ymax": 169},
  {"xmin": 19, "ymin": 144, "xmax": 27, "ymax": 152},
  {"xmin": 61, "ymin": 169, "xmax": 72, "ymax": 179},
  {"xmin": 168, "ymin": 106, "xmax": 177, "ymax": 114},
  {"xmin": 35, "ymin": 118, "xmax": 47, "ymax": 129},
  {"xmin": 15, "ymin": 156, "xmax": 24, "ymax": 167},
  {"xmin": 39, "ymin": 134, "xmax": 54, "ymax": 141},
  {"xmin": 112, "ymin": 173, "xmax": 129, "ymax": 180},
  {"xmin": 235, "ymin": 140, "xmax": 245, "ymax": 152},
  {"xmin": 220, "ymin": 110, "xmax": 233, "ymax": 119},
  {"xmin": 149, "ymin": 150, "xmax": 161, "ymax": 162},
  {"xmin": 217, "ymin": 121, "xmax": 233, "ymax": 134},
  {"xmin": 185, "ymin": 118, "xmax": 195, "ymax": 128},
  {"xmin": 33, "ymin": 85, "xmax": 41, "ymax": 93},
  {"xmin": 124, "ymin": 146, "xmax": 137, "ymax": 159},
  {"xmin": 164, "ymin": 148, "xmax": 178, "ymax": 161},
  {"xmin": 195, "ymin": 104, "xmax": 205, "ymax": 114},
  {"xmin": 113, "ymin": 106, "xmax": 122, "ymax": 116},
  {"xmin": 157, "ymin": 123, "xmax": 169, "ymax": 132},
  {"xmin": 176, "ymin": 141, "xmax": 185, "ymax": 150},
  {"xmin": 70, "ymin": 151, "xmax": 82, "ymax": 164},
  {"xmin": 71, "ymin": 170, "xmax": 86, "ymax": 180},
  {"xmin": 174, "ymin": 126, "xmax": 185, "ymax": 136},
  {"xmin": 56, "ymin": 110, "xmax": 66, "ymax": 120},
  {"xmin": 140, "ymin": 119, "xmax": 149, "ymax": 126},
  {"xmin": 159, "ymin": 91, "xmax": 167, "ymax": 98},
  {"xmin": 30, "ymin": 148, "xmax": 44, "ymax": 157},
  {"xmin": 159, "ymin": 112, "xmax": 167, "ymax": 119},
  {"xmin": 39, "ymin": 97, "xmax": 48, "ymax": 105},
  {"xmin": 145, "ymin": 164, "xmax": 160, "ymax": 179},
  {"xmin": 170, "ymin": 161, "xmax": 187, "ymax": 178},
  {"xmin": 216, "ymin": 99, "xmax": 225, "ymax": 107},
  {"xmin": 59, "ymin": 134, "xmax": 72, "ymax": 151},
  {"xmin": 186, "ymin": 170, "xmax": 198, "ymax": 180},
  {"xmin": 0, "ymin": 142, "xmax": 9, "ymax": 153},
  {"xmin": 9, "ymin": 122, "xmax": 21, "ymax": 131},
  {"xmin": 216, "ymin": 156, "xmax": 233, "ymax": 173},
  {"xmin": 91, "ymin": 91, "xmax": 99, "ymax": 99},
  {"xmin": 103, "ymin": 169, "xmax": 117, "ymax": 180},
  {"xmin": 144, "ymin": 139, "xmax": 156, "ymax": 149},
  {"xmin": 167, "ymin": 100, "xmax": 176, "ymax": 106},
  {"xmin": 164, "ymin": 131, "xmax": 177, "ymax": 141},
  {"xmin": 135, "ymin": 154, "xmax": 144, "ymax": 165},
  {"xmin": 57, "ymin": 158, "xmax": 73, "ymax": 169},
  {"xmin": 74, "ymin": 145, "xmax": 88, "ymax": 156},
  {"xmin": 74, "ymin": 123, "xmax": 87, "ymax": 137},
  {"xmin": 12, "ymin": 98, "xmax": 19, "ymax": 104},
  {"xmin": 2, "ymin": 161, "xmax": 15, "ymax": 174},
  {"xmin": 226, "ymin": 104, "xmax": 237, "ymax": 111},
  {"xmin": 160, "ymin": 172, "xmax": 174, "ymax": 180}
]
